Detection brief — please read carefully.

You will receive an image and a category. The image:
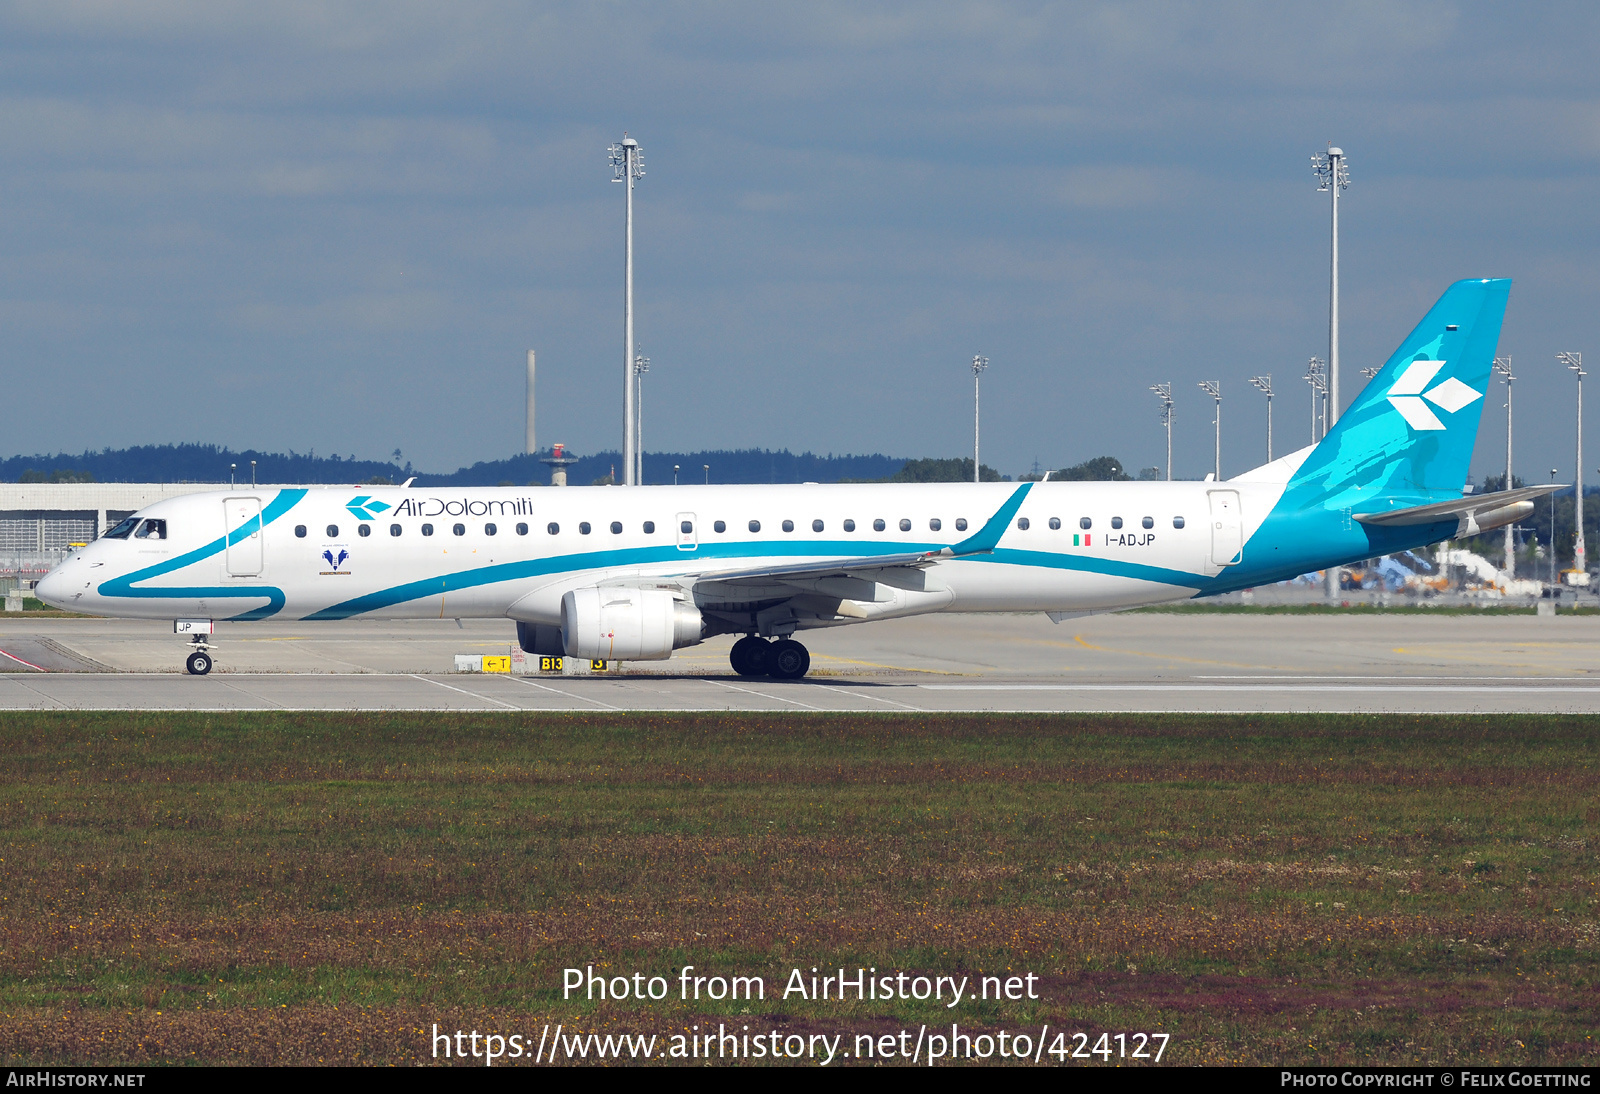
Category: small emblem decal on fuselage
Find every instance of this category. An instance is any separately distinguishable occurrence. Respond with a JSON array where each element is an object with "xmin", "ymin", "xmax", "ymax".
[{"xmin": 320, "ymin": 546, "xmax": 351, "ymax": 575}]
